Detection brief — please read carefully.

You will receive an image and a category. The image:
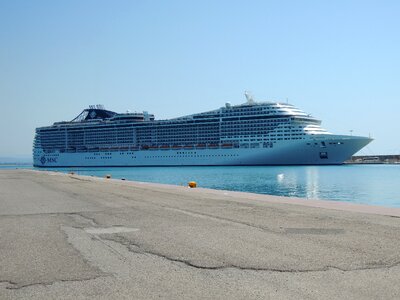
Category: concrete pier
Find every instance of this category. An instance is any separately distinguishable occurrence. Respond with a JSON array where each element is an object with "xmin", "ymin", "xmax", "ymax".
[{"xmin": 1, "ymin": 169, "xmax": 400, "ymax": 299}]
